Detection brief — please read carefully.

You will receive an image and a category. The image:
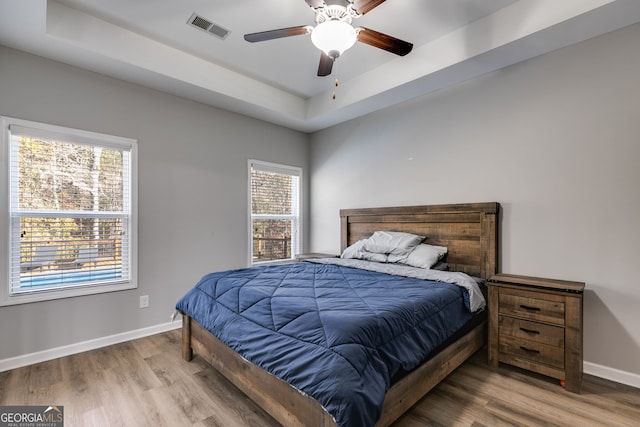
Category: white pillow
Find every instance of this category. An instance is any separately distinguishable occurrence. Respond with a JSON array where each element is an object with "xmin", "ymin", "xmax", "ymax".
[
  {"xmin": 341, "ymin": 239, "xmax": 367, "ymax": 259},
  {"xmin": 340, "ymin": 239, "xmax": 388, "ymax": 263},
  {"xmin": 359, "ymin": 251, "xmax": 388, "ymax": 263},
  {"xmin": 363, "ymin": 231, "xmax": 424, "ymax": 255},
  {"xmin": 401, "ymin": 244, "xmax": 448, "ymax": 269},
  {"xmin": 386, "ymin": 248, "xmax": 414, "ymax": 263}
]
